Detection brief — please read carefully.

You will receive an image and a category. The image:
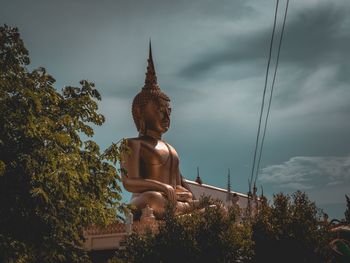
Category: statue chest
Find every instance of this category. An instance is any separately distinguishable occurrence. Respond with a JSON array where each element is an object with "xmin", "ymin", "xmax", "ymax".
[{"xmin": 139, "ymin": 140, "xmax": 180, "ymax": 184}]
